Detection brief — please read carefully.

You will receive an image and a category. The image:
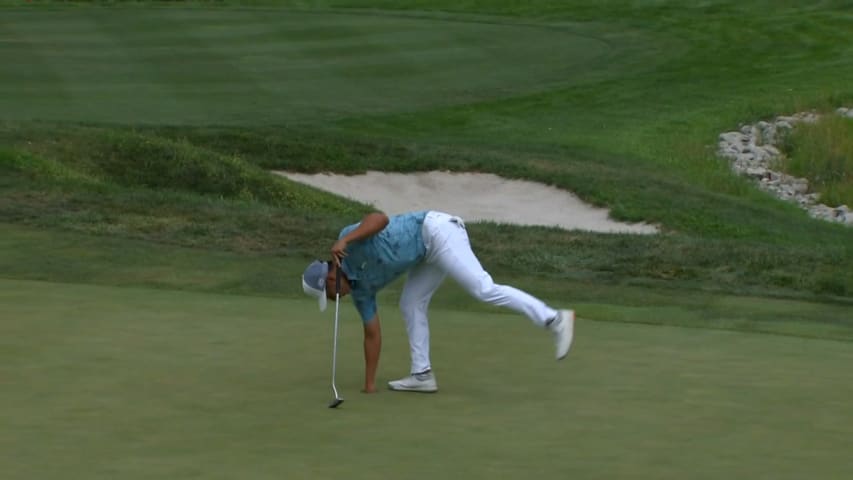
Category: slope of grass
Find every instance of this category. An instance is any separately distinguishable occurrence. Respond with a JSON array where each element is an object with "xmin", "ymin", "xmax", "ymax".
[
  {"xmin": 0, "ymin": 2, "xmax": 851, "ymax": 315},
  {"xmin": 0, "ymin": 126, "xmax": 368, "ymax": 214},
  {"xmin": 4, "ymin": 151, "xmax": 852, "ymax": 299},
  {"xmin": 3, "ymin": 223, "xmax": 851, "ymax": 341}
]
